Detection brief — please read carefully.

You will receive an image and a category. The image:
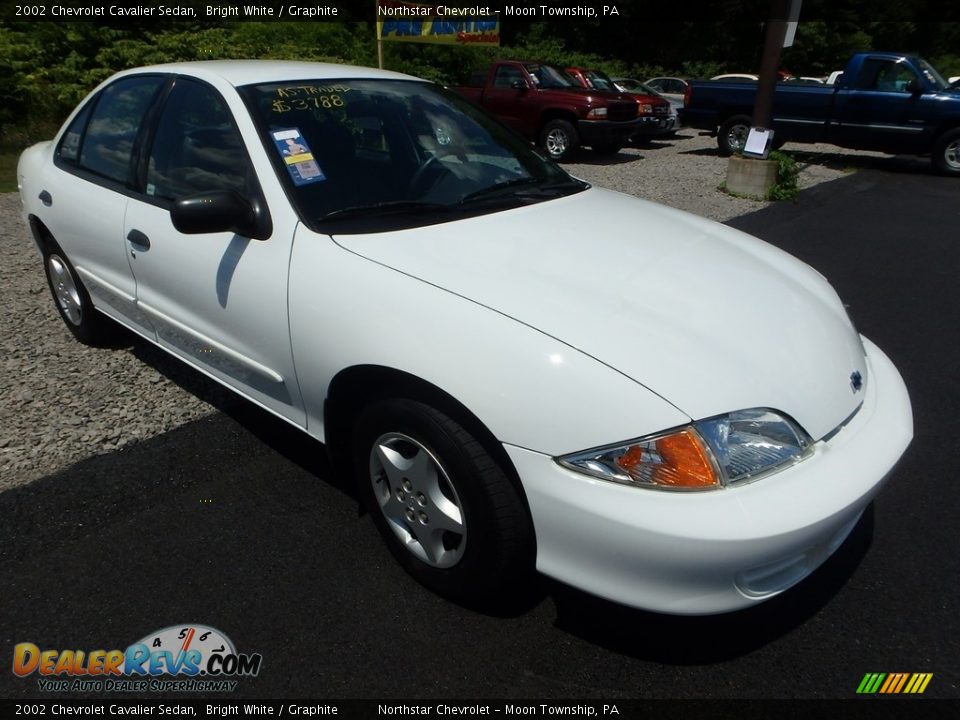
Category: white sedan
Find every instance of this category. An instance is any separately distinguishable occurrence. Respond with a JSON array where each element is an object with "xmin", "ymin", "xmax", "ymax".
[{"xmin": 18, "ymin": 61, "xmax": 912, "ymax": 614}]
